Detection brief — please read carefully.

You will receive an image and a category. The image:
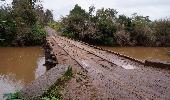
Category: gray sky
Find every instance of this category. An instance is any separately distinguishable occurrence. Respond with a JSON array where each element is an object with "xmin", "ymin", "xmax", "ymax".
[{"xmin": 2, "ymin": 0, "xmax": 170, "ymax": 21}]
